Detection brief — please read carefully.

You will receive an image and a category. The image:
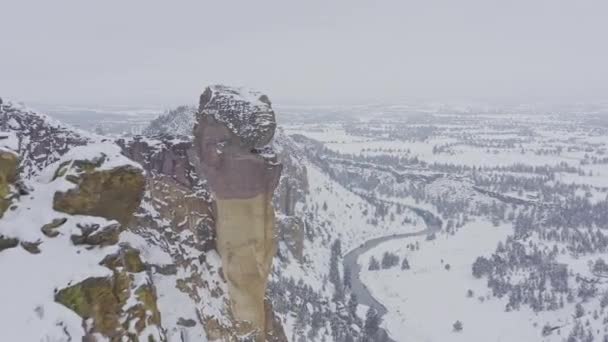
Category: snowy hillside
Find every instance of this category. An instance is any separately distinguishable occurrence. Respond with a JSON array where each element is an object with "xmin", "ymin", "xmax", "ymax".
[{"xmin": 3, "ymin": 94, "xmax": 608, "ymax": 342}]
